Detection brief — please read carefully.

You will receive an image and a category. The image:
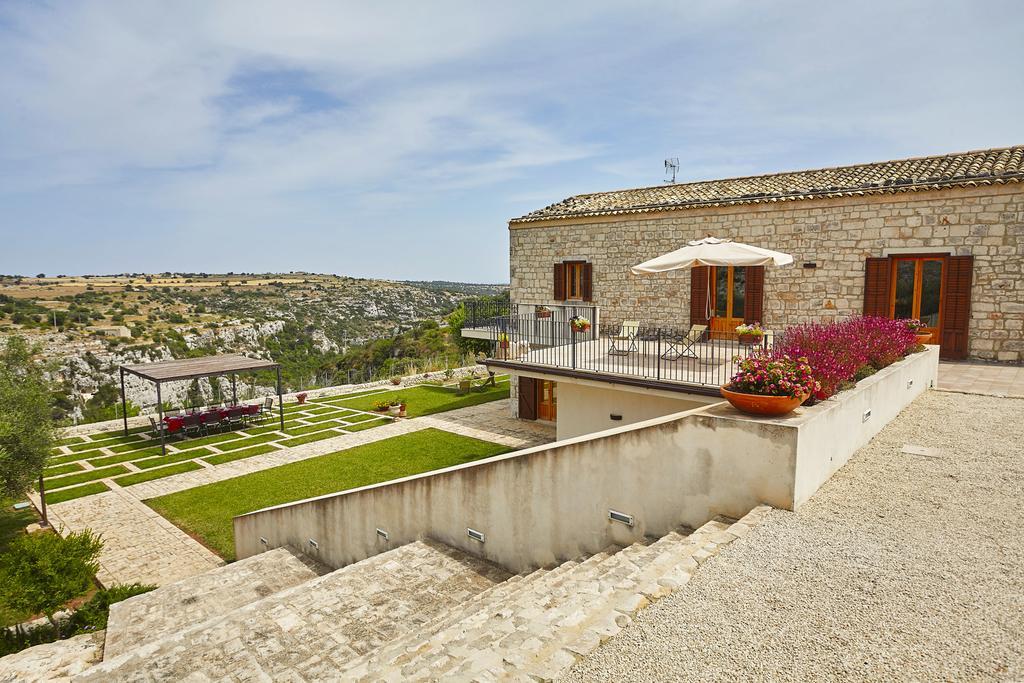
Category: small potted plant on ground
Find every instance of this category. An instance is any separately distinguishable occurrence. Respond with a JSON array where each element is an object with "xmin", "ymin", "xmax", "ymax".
[
  {"xmin": 904, "ymin": 318, "xmax": 931, "ymax": 345},
  {"xmin": 570, "ymin": 316, "xmax": 591, "ymax": 333},
  {"xmin": 735, "ymin": 322, "xmax": 765, "ymax": 346},
  {"xmin": 390, "ymin": 376, "xmax": 402, "ymax": 386},
  {"xmin": 388, "ymin": 400, "xmax": 401, "ymax": 417},
  {"xmin": 720, "ymin": 353, "xmax": 819, "ymax": 417},
  {"xmin": 373, "ymin": 399, "xmax": 391, "ymax": 413},
  {"xmin": 296, "ymin": 392, "xmax": 308, "ymax": 405},
  {"xmin": 397, "ymin": 398, "xmax": 407, "ymax": 417},
  {"xmin": 535, "ymin": 305, "xmax": 552, "ymax": 319}
]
